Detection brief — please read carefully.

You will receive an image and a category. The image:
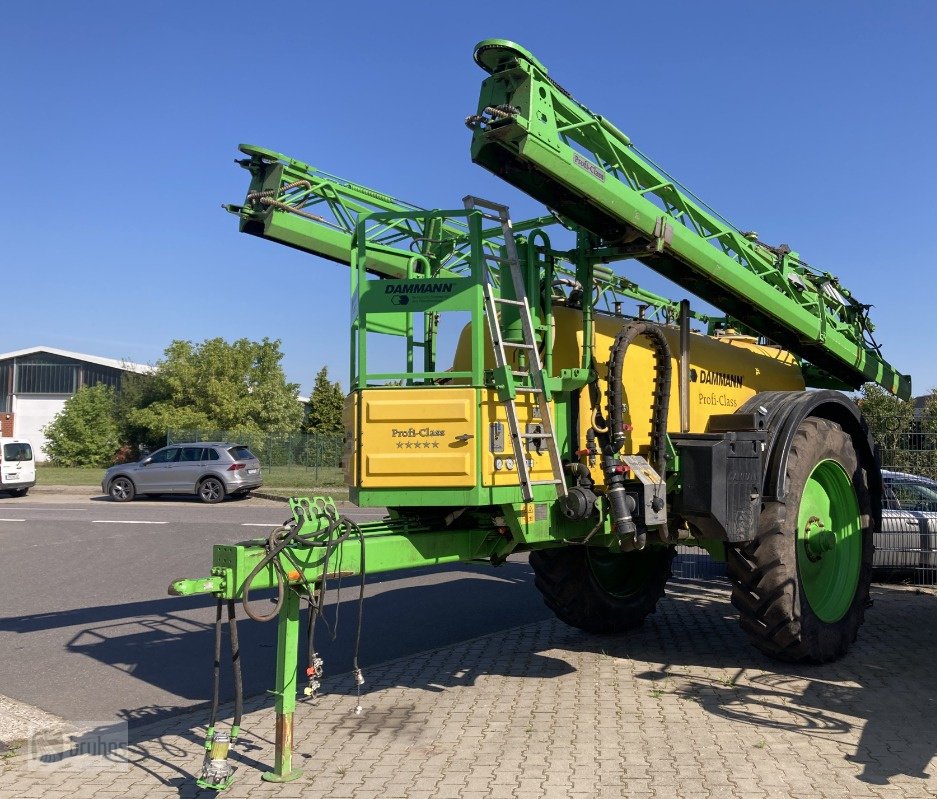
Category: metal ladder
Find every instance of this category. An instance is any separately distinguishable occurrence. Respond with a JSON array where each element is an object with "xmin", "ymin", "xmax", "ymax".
[{"xmin": 463, "ymin": 195, "xmax": 567, "ymax": 503}]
